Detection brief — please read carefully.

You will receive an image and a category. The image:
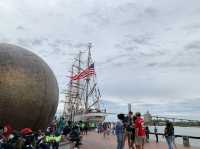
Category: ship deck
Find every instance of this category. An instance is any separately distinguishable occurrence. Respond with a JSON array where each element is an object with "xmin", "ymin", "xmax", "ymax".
[{"xmin": 80, "ymin": 131, "xmax": 199, "ymax": 149}]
